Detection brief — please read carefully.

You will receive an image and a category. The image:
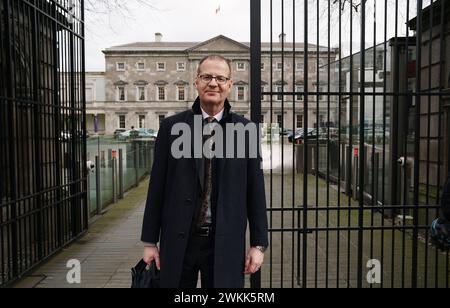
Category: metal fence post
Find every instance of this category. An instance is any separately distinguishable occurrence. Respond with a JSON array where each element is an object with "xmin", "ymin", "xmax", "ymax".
[
  {"xmin": 119, "ymin": 148, "xmax": 124, "ymax": 199},
  {"xmin": 95, "ymin": 155, "xmax": 101, "ymax": 215},
  {"xmin": 353, "ymin": 156, "xmax": 359, "ymax": 201},
  {"xmin": 375, "ymin": 152, "xmax": 380, "ymax": 206},
  {"xmin": 112, "ymin": 155, "xmax": 117, "ymax": 204},
  {"xmin": 135, "ymin": 142, "xmax": 140, "ymax": 187}
]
